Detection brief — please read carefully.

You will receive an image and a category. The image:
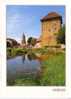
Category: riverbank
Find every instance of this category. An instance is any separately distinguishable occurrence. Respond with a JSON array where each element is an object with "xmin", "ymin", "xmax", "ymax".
[
  {"xmin": 7, "ymin": 47, "xmax": 65, "ymax": 86},
  {"xmin": 14, "ymin": 53, "xmax": 65, "ymax": 86},
  {"xmin": 7, "ymin": 47, "xmax": 64, "ymax": 59}
]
